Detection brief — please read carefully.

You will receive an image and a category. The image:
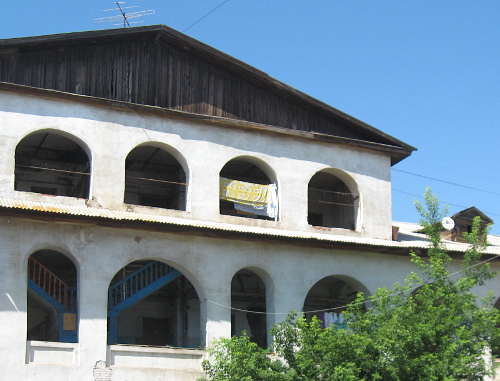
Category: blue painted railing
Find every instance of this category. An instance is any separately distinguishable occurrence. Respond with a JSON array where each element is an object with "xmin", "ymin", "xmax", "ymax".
[
  {"xmin": 27, "ymin": 274, "xmax": 78, "ymax": 343},
  {"xmin": 28, "ymin": 256, "xmax": 77, "ymax": 312},
  {"xmin": 107, "ymin": 261, "xmax": 181, "ymax": 344},
  {"xmin": 108, "ymin": 261, "xmax": 177, "ymax": 309}
]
